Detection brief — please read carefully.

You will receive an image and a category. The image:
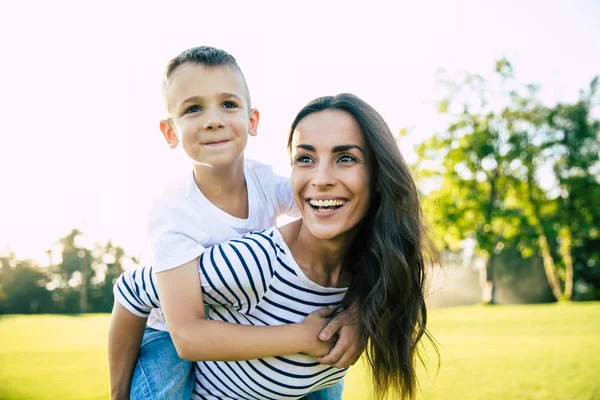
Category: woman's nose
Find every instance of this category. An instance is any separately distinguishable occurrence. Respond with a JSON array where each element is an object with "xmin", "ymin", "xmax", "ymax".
[{"xmin": 311, "ymin": 164, "xmax": 336, "ymax": 187}]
